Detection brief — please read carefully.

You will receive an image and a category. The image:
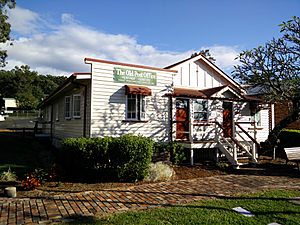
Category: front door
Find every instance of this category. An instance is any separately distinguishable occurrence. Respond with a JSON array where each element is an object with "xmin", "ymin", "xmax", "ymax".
[
  {"xmin": 223, "ymin": 101, "xmax": 233, "ymax": 138},
  {"xmin": 176, "ymin": 98, "xmax": 189, "ymax": 140}
]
